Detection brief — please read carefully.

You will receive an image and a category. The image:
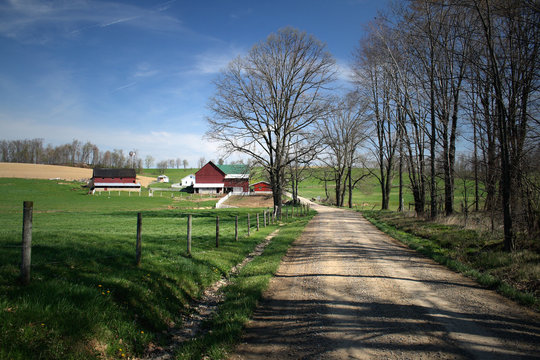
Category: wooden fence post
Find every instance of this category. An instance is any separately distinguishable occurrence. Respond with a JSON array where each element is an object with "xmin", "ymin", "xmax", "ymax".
[
  {"xmin": 20, "ymin": 201, "xmax": 33, "ymax": 285},
  {"xmin": 135, "ymin": 212, "xmax": 142, "ymax": 266},
  {"xmin": 216, "ymin": 216, "xmax": 220, "ymax": 248},
  {"xmin": 247, "ymin": 213, "xmax": 251, "ymax": 236},
  {"xmin": 257, "ymin": 213, "xmax": 260, "ymax": 231},
  {"xmin": 264, "ymin": 211, "xmax": 267, "ymax": 227},
  {"xmin": 235, "ymin": 215, "xmax": 238, "ymax": 241},
  {"xmin": 187, "ymin": 214, "xmax": 192, "ymax": 255}
]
